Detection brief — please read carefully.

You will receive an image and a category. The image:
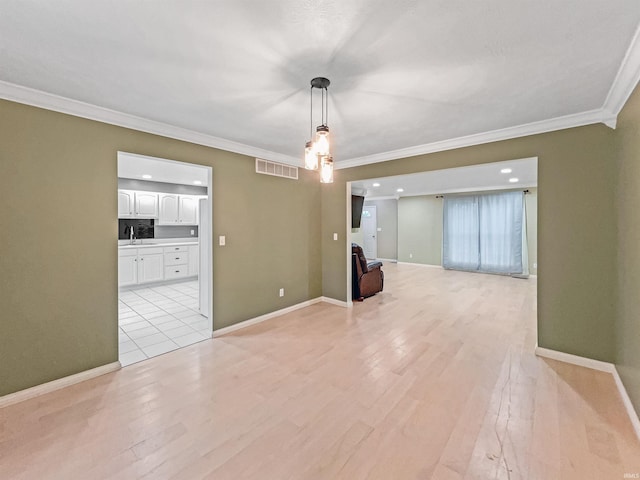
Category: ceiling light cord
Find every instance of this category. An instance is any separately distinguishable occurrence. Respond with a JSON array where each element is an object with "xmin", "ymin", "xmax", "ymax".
[{"xmin": 310, "ymin": 85, "xmax": 313, "ymax": 139}]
